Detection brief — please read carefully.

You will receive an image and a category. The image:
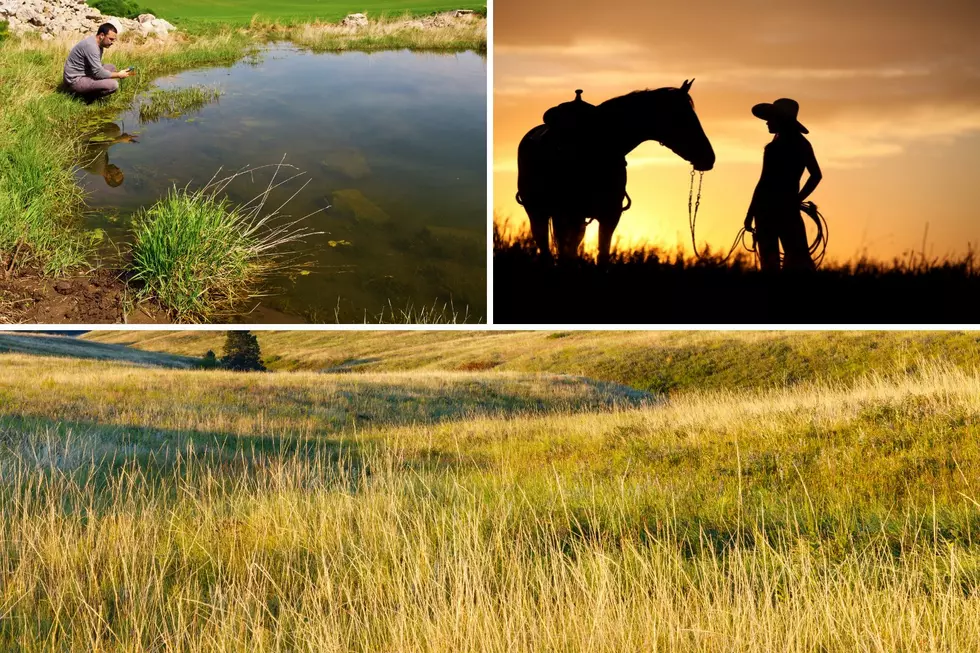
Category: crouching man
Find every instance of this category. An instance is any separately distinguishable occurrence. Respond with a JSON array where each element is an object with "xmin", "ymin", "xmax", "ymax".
[{"xmin": 64, "ymin": 23, "xmax": 132, "ymax": 100}]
